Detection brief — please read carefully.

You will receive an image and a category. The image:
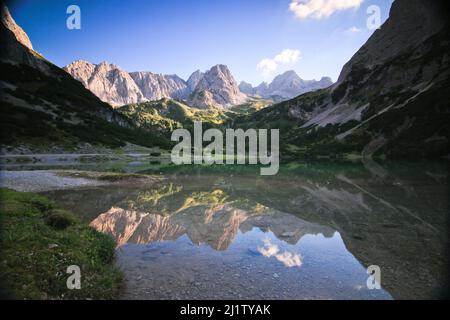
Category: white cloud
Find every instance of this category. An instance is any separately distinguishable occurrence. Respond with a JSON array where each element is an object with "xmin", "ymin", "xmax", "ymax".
[
  {"xmin": 257, "ymin": 49, "xmax": 301, "ymax": 77},
  {"xmin": 348, "ymin": 26, "xmax": 361, "ymax": 32},
  {"xmin": 274, "ymin": 49, "xmax": 301, "ymax": 64},
  {"xmin": 257, "ymin": 58, "xmax": 278, "ymax": 77},
  {"xmin": 289, "ymin": 0, "xmax": 363, "ymax": 19}
]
